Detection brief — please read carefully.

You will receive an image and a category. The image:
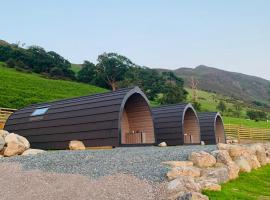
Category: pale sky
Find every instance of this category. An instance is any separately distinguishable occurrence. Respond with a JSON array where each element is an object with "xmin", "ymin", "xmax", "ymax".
[{"xmin": 1, "ymin": 0, "xmax": 270, "ymax": 80}]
